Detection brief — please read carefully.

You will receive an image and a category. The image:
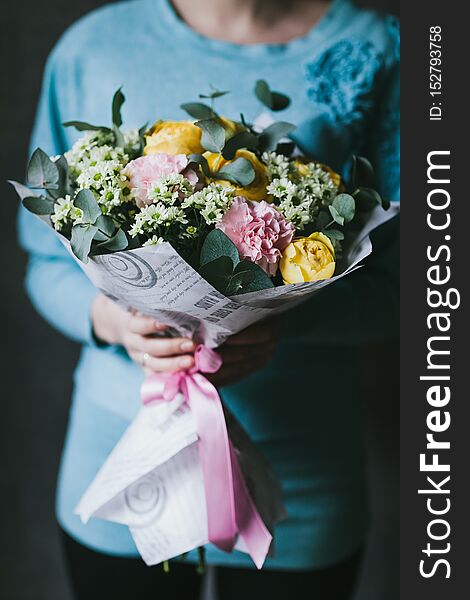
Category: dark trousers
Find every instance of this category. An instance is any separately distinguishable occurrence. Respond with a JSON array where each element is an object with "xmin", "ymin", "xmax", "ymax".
[{"xmin": 61, "ymin": 530, "xmax": 362, "ymax": 600}]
